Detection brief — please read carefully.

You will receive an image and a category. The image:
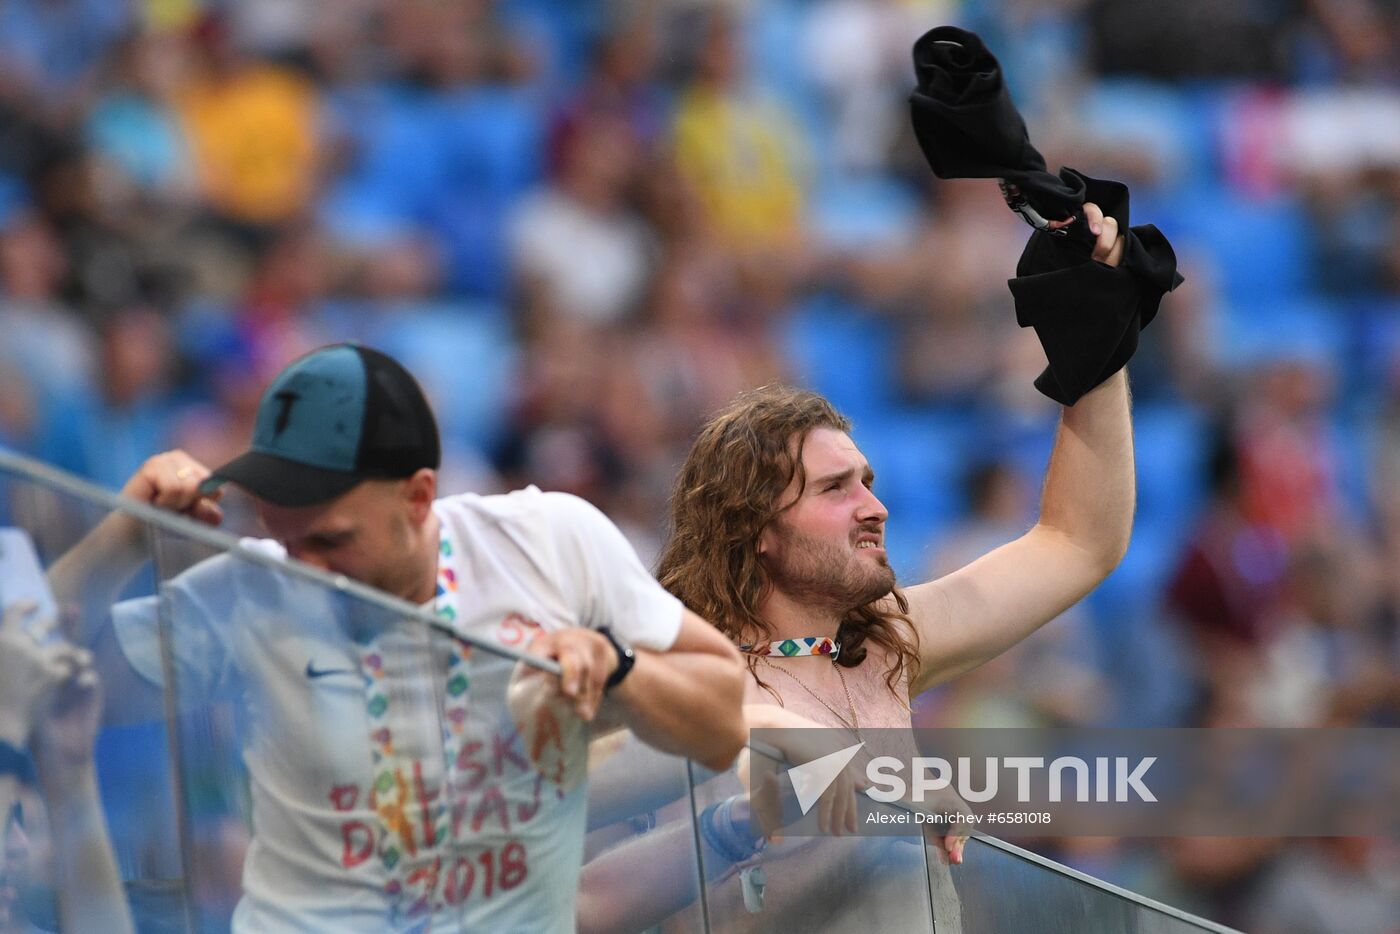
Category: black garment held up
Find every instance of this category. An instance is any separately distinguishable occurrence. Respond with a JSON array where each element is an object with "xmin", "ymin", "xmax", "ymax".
[{"xmin": 909, "ymin": 25, "xmax": 1185, "ymax": 406}]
